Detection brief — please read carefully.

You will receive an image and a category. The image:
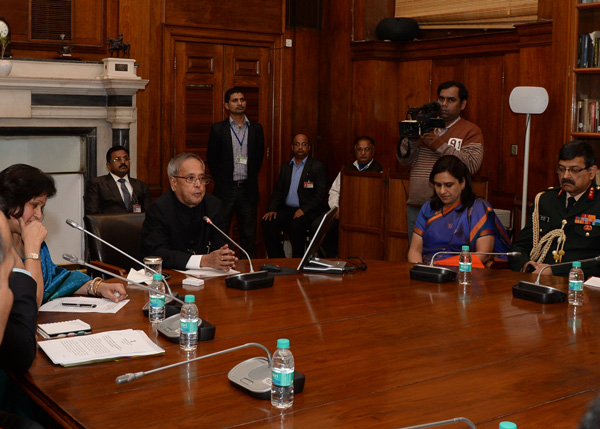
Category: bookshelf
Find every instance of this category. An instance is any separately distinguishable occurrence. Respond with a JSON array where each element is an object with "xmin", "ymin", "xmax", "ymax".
[{"xmin": 572, "ymin": 1, "xmax": 600, "ymax": 139}]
